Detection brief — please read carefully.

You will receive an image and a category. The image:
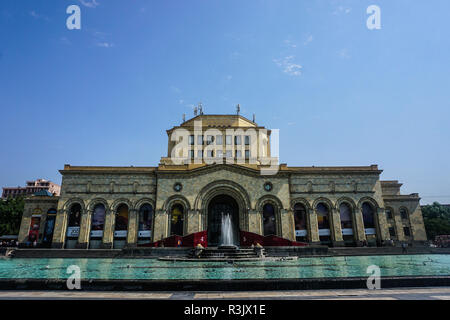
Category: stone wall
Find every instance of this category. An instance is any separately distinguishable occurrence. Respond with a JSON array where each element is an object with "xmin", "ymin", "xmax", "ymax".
[{"xmin": 17, "ymin": 165, "xmax": 428, "ymax": 248}]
